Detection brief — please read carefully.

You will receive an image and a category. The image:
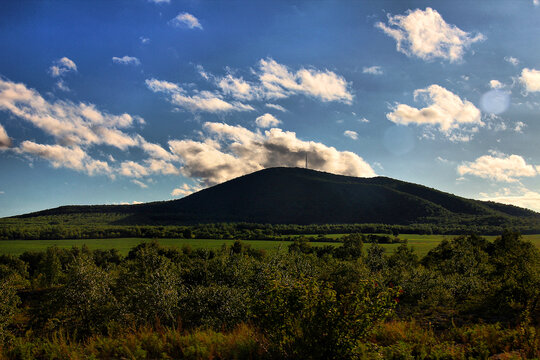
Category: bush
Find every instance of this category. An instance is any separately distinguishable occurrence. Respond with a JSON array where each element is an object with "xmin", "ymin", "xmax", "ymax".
[
  {"xmin": 253, "ymin": 273, "xmax": 399, "ymax": 359},
  {"xmin": 115, "ymin": 243, "xmax": 181, "ymax": 326}
]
